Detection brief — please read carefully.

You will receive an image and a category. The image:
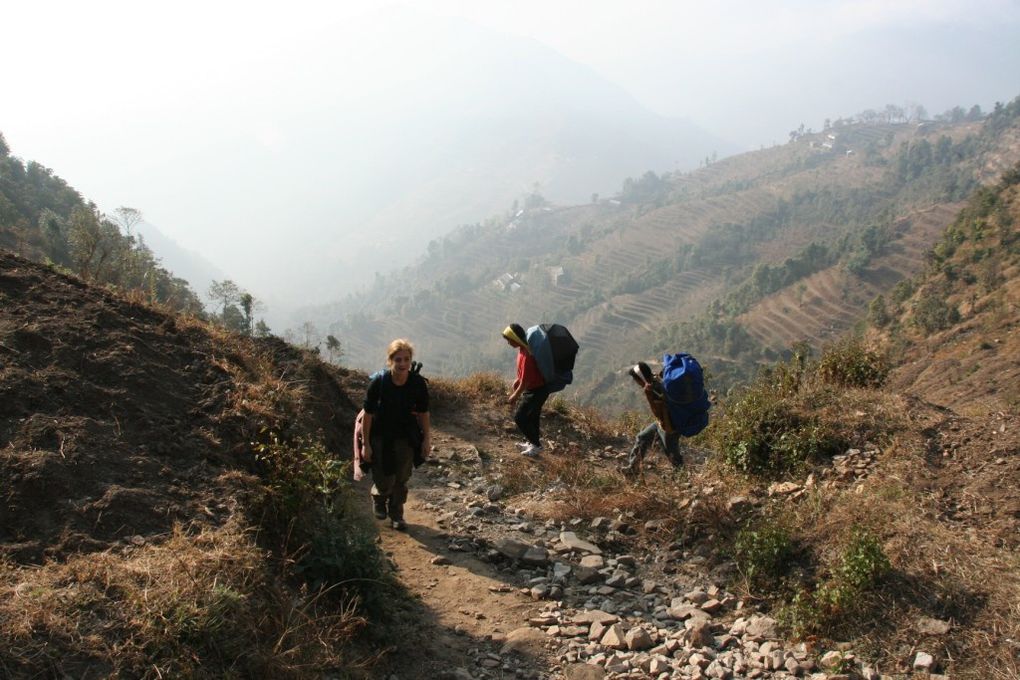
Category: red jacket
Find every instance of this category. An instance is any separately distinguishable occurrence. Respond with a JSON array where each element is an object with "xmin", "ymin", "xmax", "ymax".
[{"xmin": 517, "ymin": 349, "xmax": 545, "ymax": 390}]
